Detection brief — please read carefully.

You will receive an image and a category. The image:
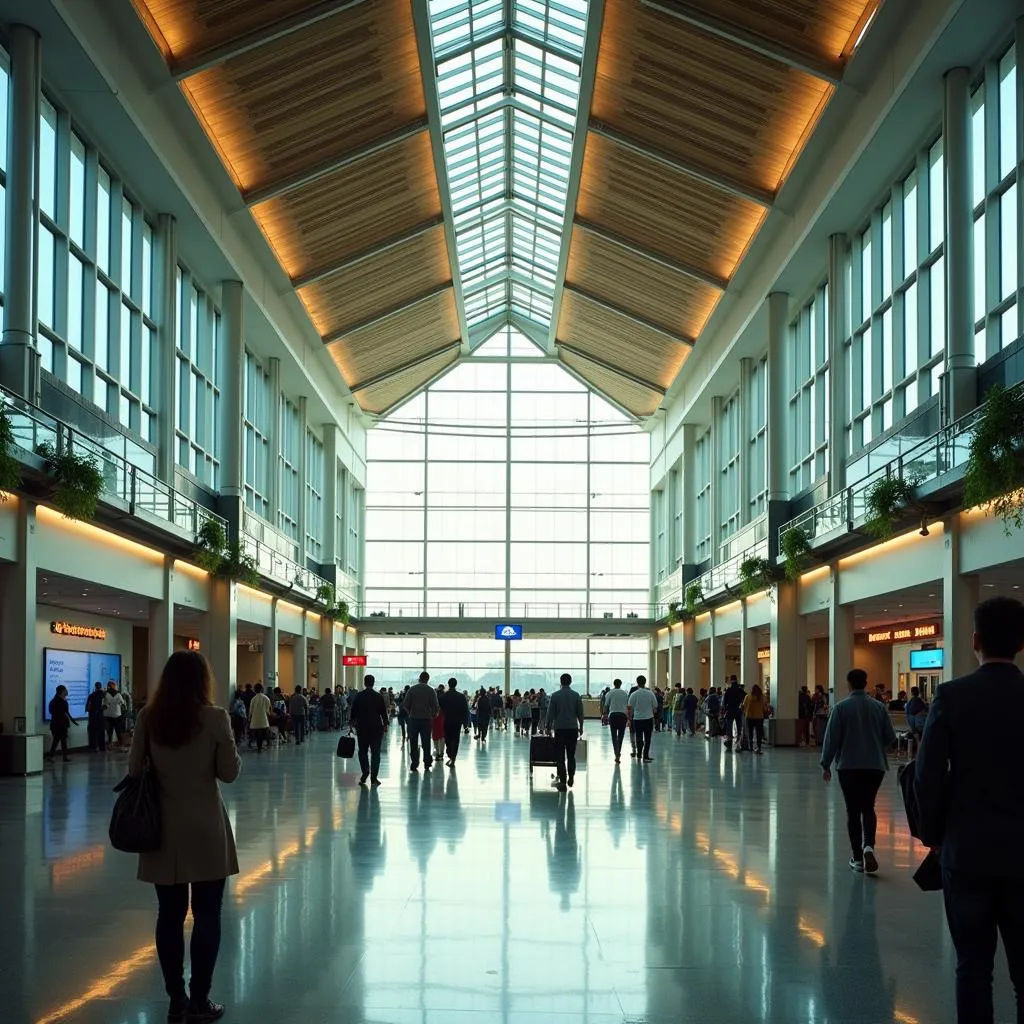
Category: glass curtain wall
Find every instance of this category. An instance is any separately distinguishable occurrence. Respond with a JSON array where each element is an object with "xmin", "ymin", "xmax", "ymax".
[
  {"xmin": 364, "ymin": 326, "xmax": 649, "ymax": 618},
  {"xmin": 788, "ymin": 287, "xmax": 829, "ymax": 493}
]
